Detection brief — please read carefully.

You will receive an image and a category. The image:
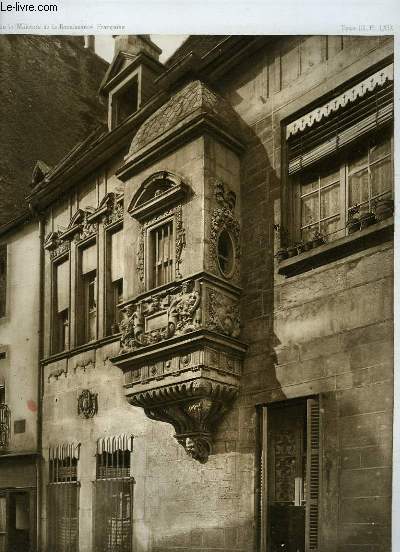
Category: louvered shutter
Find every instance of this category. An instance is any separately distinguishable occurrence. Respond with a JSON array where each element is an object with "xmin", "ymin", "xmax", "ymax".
[
  {"xmin": 306, "ymin": 397, "xmax": 321, "ymax": 551},
  {"xmin": 288, "ymin": 69, "xmax": 393, "ymax": 175}
]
